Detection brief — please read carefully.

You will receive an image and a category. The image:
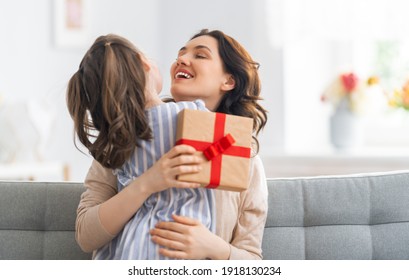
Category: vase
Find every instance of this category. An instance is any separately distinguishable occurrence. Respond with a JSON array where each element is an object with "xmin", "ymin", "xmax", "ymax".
[{"xmin": 329, "ymin": 100, "xmax": 364, "ymax": 151}]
